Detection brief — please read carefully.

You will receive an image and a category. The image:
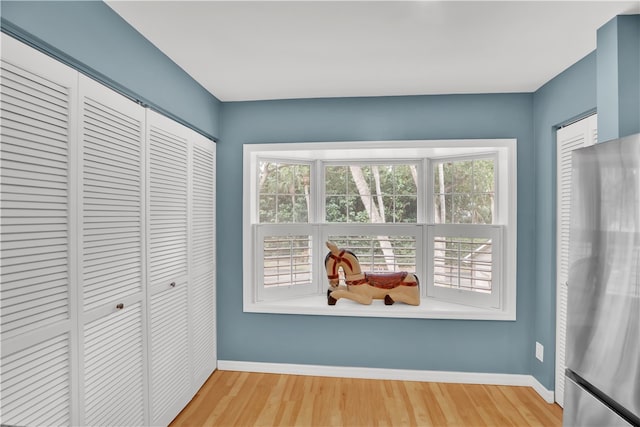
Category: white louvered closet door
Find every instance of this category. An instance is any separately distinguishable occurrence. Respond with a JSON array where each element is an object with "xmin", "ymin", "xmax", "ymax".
[
  {"xmin": 0, "ymin": 35, "xmax": 79, "ymax": 426},
  {"xmin": 78, "ymin": 75, "xmax": 148, "ymax": 426},
  {"xmin": 146, "ymin": 110, "xmax": 192, "ymax": 426},
  {"xmin": 191, "ymin": 136, "xmax": 217, "ymax": 388},
  {"xmin": 555, "ymin": 114, "xmax": 597, "ymax": 406}
]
